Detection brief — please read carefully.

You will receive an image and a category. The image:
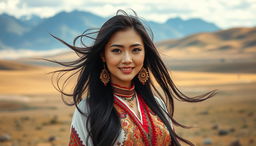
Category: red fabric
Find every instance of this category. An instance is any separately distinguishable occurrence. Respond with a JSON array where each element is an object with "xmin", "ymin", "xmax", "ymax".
[
  {"xmin": 138, "ymin": 95, "xmax": 150, "ymax": 133},
  {"xmin": 69, "ymin": 126, "xmax": 85, "ymax": 146},
  {"xmin": 114, "ymin": 94, "xmax": 157, "ymax": 146}
]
